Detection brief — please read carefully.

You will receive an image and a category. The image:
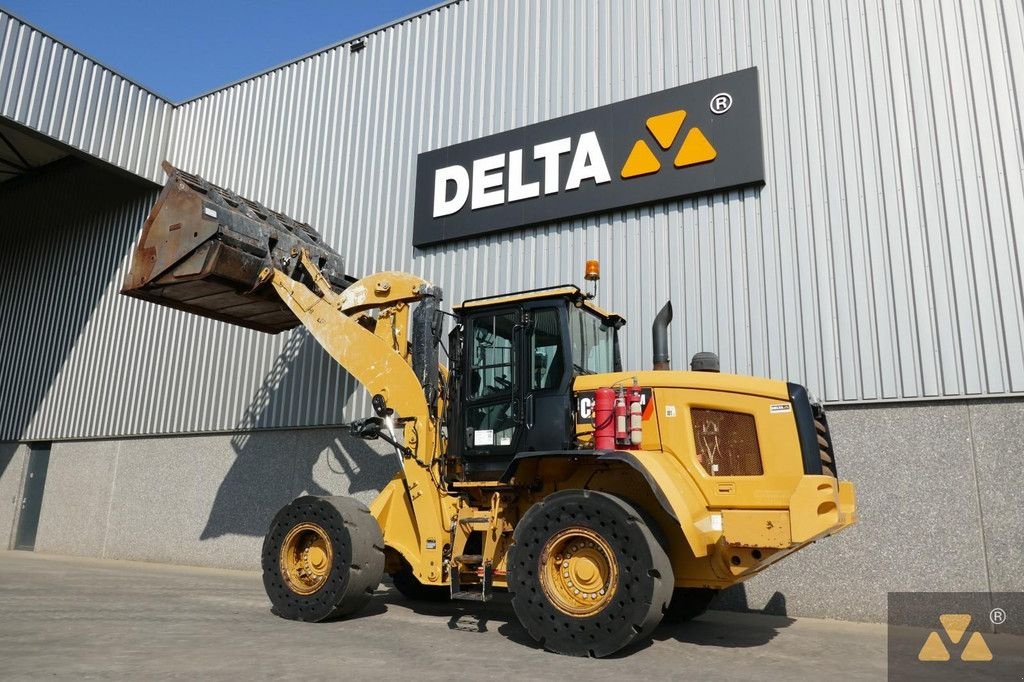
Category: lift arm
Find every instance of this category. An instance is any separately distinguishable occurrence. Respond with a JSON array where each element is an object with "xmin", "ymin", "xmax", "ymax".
[
  {"xmin": 265, "ymin": 252, "xmax": 455, "ymax": 566},
  {"xmin": 120, "ymin": 164, "xmax": 456, "ymax": 582},
  {"xmin": 264, "ymin": 251, "xmax": 436, "ymax": 432}
]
